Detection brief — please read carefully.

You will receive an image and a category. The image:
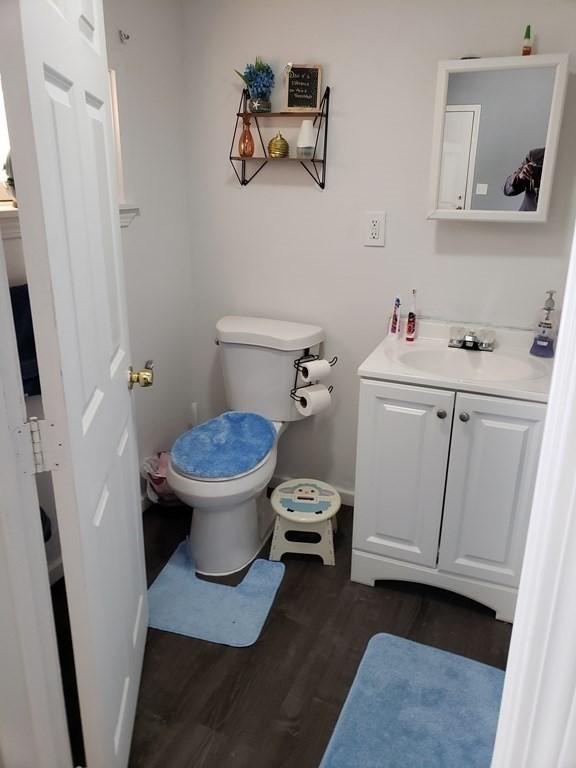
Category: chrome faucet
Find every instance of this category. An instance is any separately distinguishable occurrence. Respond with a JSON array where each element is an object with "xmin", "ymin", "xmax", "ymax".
[{"xmin": 448, "ymin": 327, "xmax": 495, "ymax": 352}]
